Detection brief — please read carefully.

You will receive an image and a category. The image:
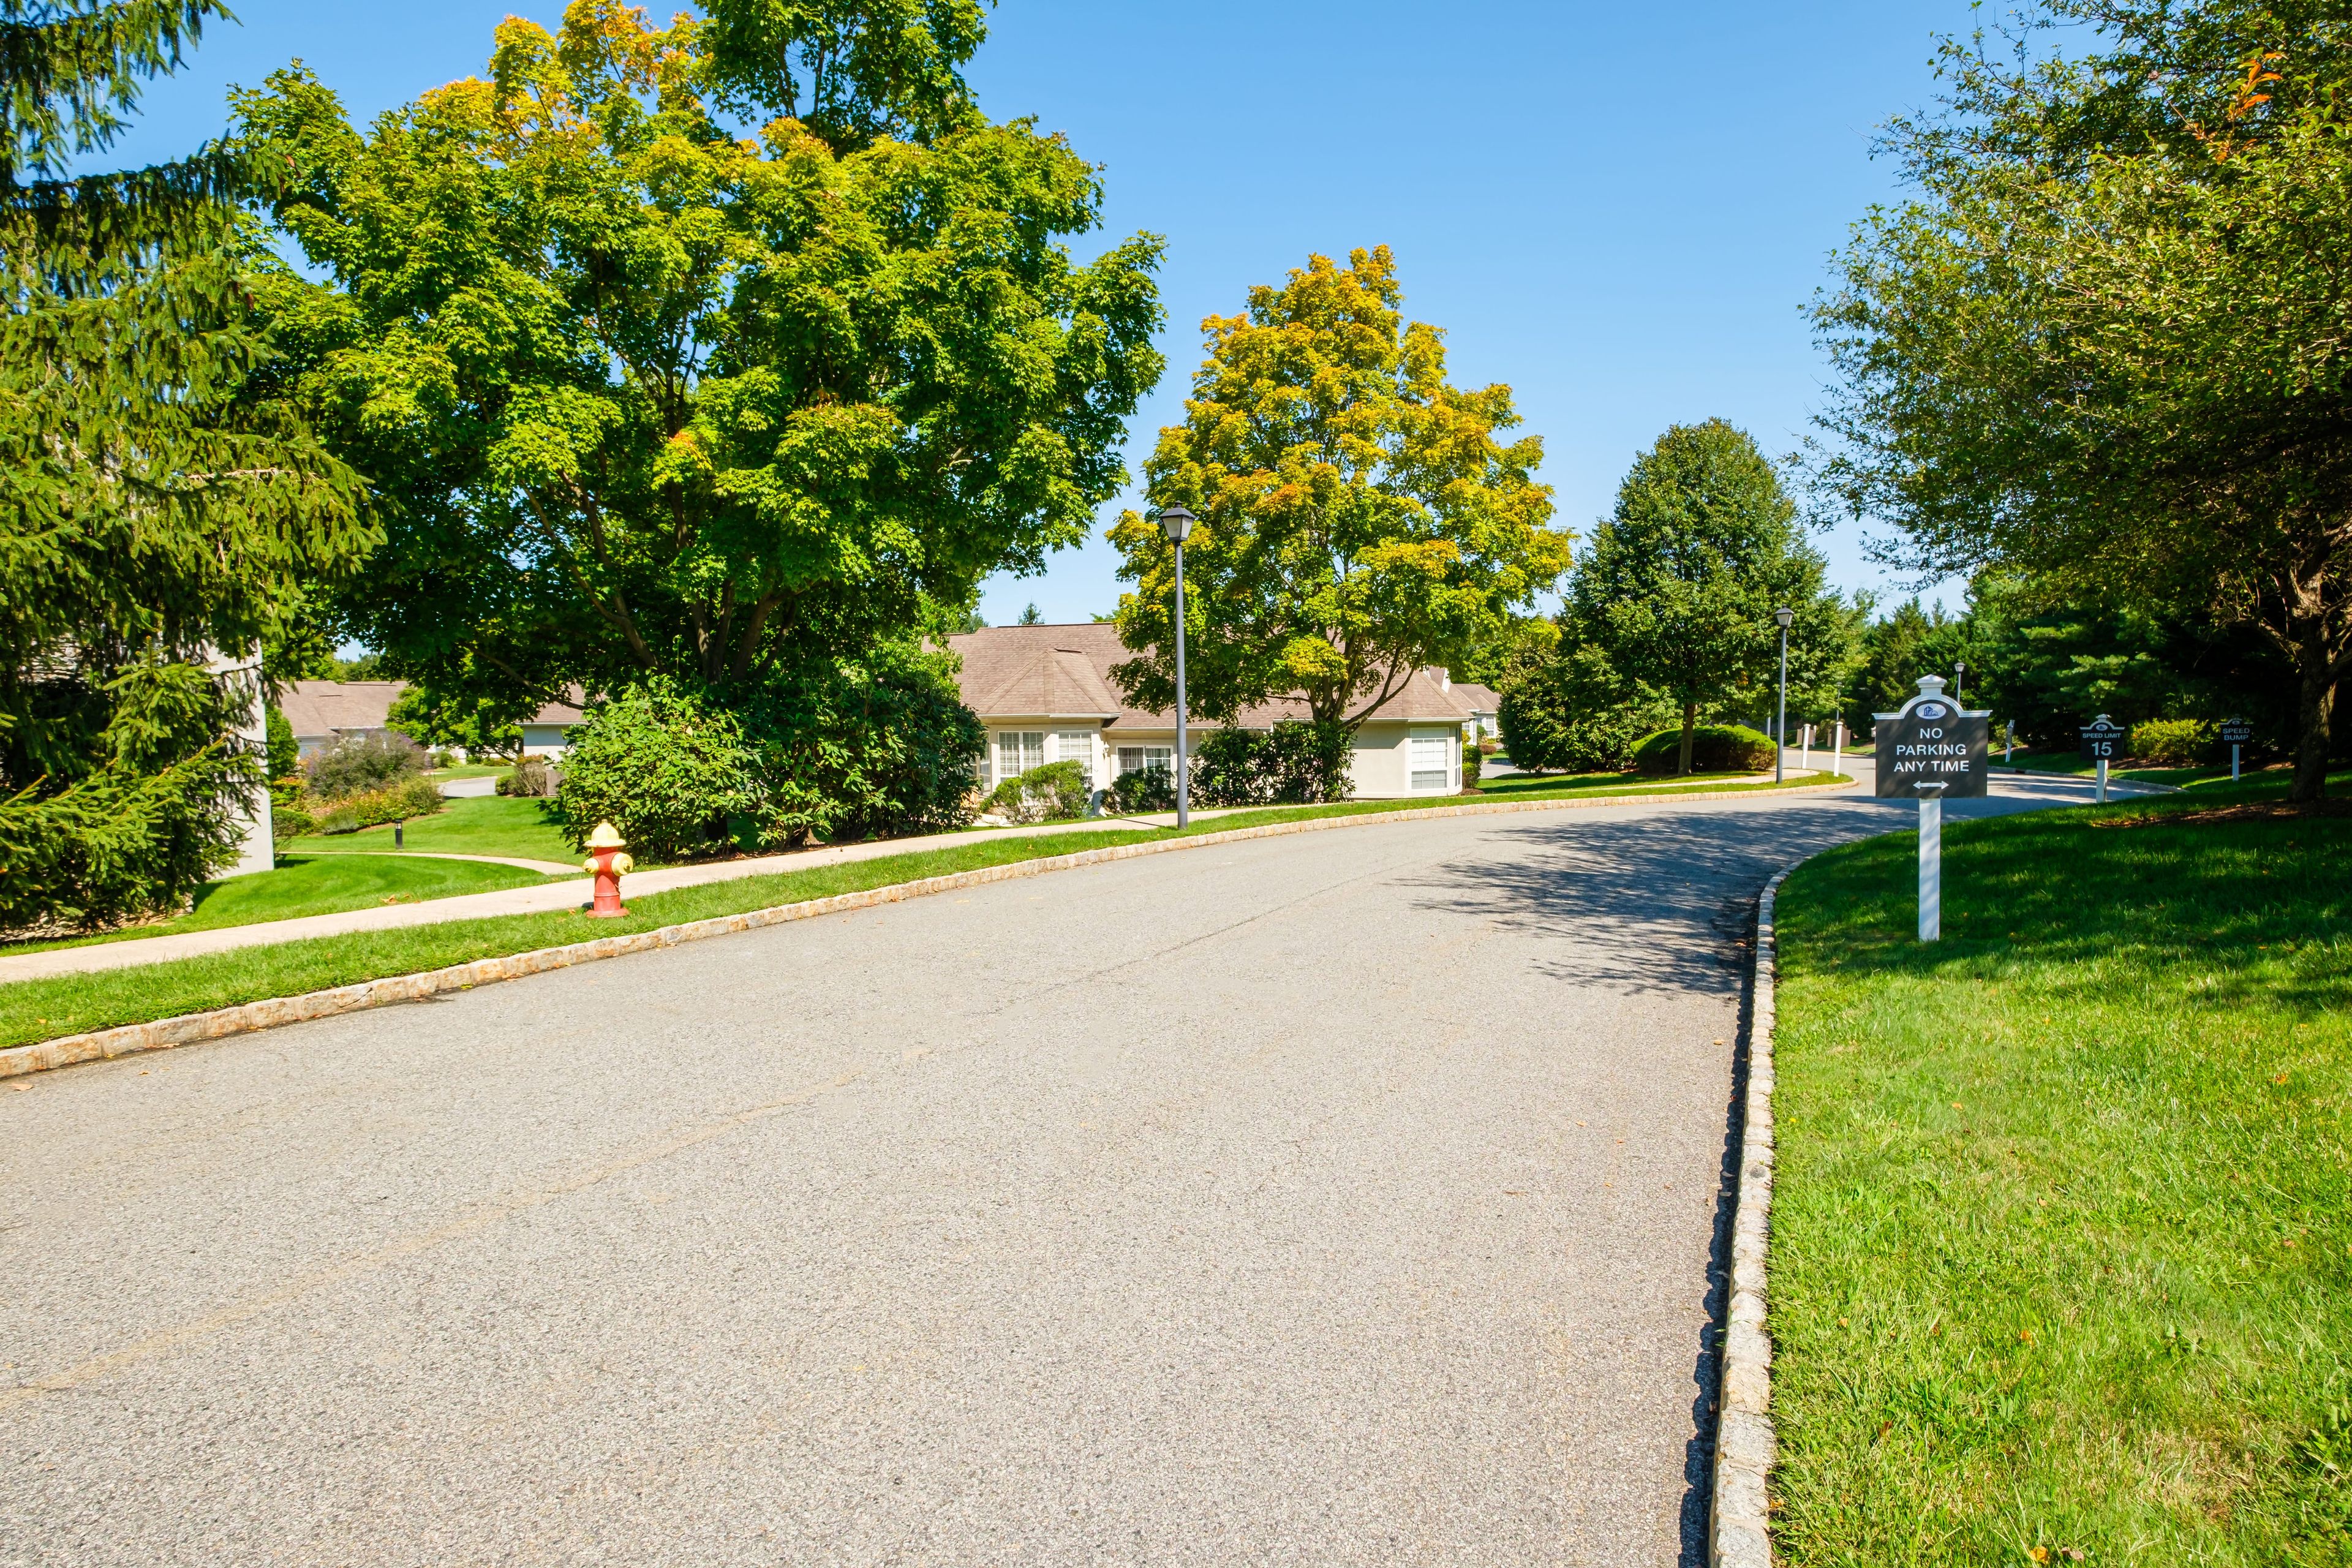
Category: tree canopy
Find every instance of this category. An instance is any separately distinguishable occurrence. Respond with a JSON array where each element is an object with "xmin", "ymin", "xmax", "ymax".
[
  {"xmin": 1815, "ymin": 0, "xmax": 2352, "ymax": 797},
  {"xmin": 1570, "ymin": 420, "xmax": 1852, "ymax": 774},
  {"xmin": 238, "ymin": 0, "xmax": 1163, "ymax": 719},
  {"xmin": 1107, "ymin": 246, "xmax": 1567, "ymax": 730}
]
